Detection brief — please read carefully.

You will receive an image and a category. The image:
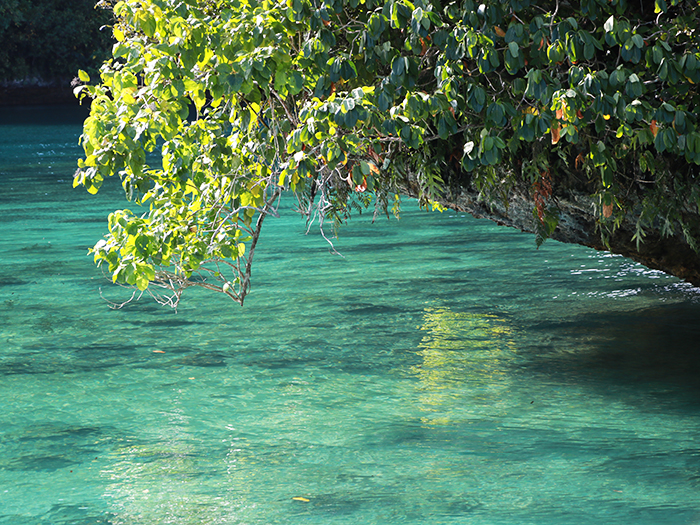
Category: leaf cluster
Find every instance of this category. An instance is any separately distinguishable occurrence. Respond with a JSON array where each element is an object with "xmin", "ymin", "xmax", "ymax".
[{"xmin": 75, "ymin": 0, "xmax": 700, "ymax": 306}]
